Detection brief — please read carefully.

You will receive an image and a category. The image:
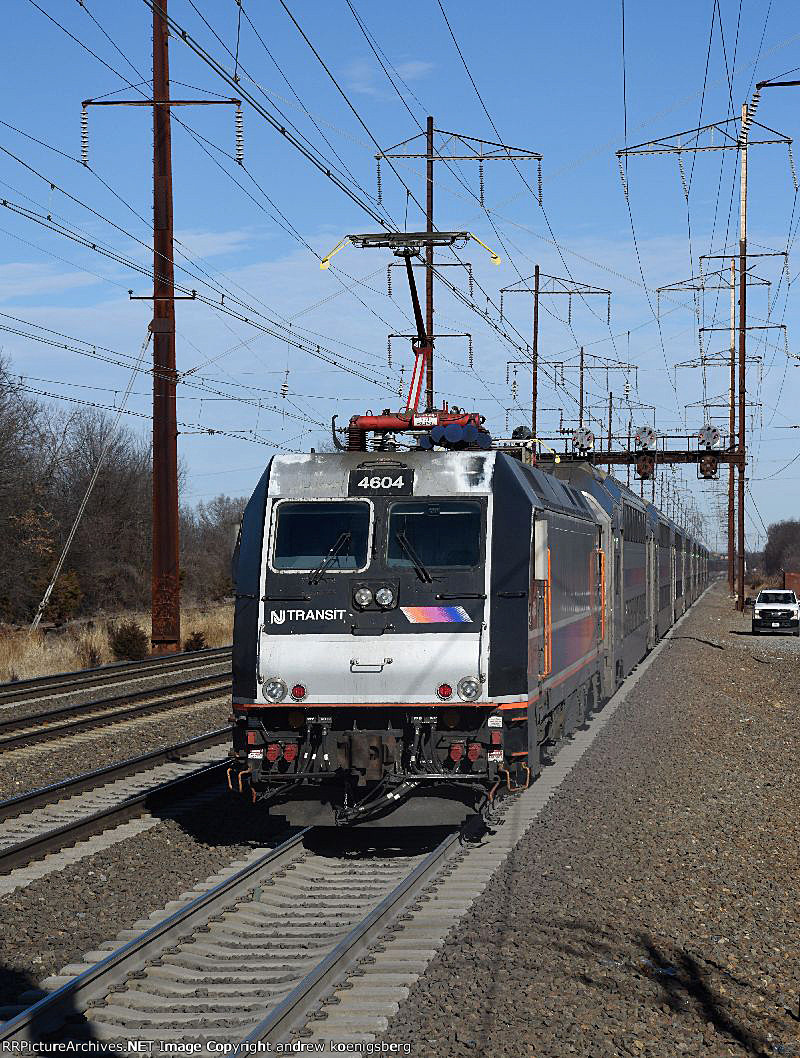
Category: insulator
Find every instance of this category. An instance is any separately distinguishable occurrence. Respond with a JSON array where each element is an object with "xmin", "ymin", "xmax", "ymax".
[
  {"xmin": 567, "ymin": 295, "xmax": 572, "ymax": 326},
  {"xmin": 467, "ymin": 265, "xmax": 474, "ymax": 299},
  {"xmin": 500, "ymin": 293, "xmax": 504, "ymax": 322},
  {"xmin": 617, "ymin": 155, "xmax": 629, "ymax": 199},
  {"xmin": 387, "ymin": 265, "xmax": 392, "ymax": 297},
  {"xmin": 511, "ymin": 379, "xmax": 518, "ymax": 401},
  {"xmin": 505, "ymin": 363, "xmax": 510, "ymax": 385},
  {"xmin": 376, "ymin": 157, "xmax": 383, "ymax": 205},
  {"xmin": 398, "ymin": 365, "xmax": 405, "ymax": 398},
  {"xmin": 280, "ymin": 371, "xmax": 289, "ymax": 398},
  {"xmin": 537, "ymin": 159, "xmax": 543, "ymax": 207},
  {"xmin": 505, "ymin": 409, "xmax": 509, "ymax": 431},
  {"xmin": 607, "ymin": 294, "xmax": 611, "ymax": 325},
  {"xmin": 235, "ymin": 105, "xmax": 244, "ymax": 165},
  {"xmin": 387, "ymin": 336, "xmax": 392, "ymax": 368},
  {"xmin": 81, "ymin": 107, "xmax": 88, "ymax": 167},
  {"xmin": 788, "ymin": 142, "xmax": 798, "ymax": 191},
  {"xmin": 468, "ymin": 335, "xmax": 473, "ymax": 370},
  {"xmin": 678, "ymin": 154, "xmax": 689, "ymax": 201},
  {"xmin": 479, "ymin": 159, "xmax": 485, "ymax": 207}
]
